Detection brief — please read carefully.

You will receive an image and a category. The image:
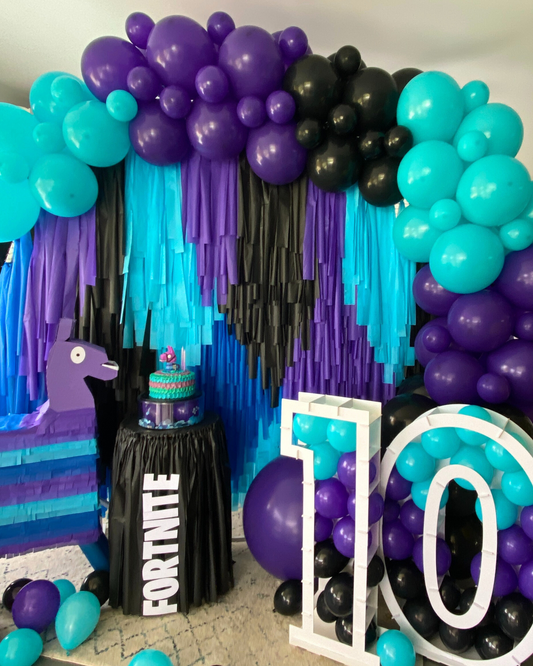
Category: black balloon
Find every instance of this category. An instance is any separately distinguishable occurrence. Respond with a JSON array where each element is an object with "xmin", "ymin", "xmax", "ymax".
[
  {"xmin": 296, "ymin": 118, "xmax": 324, "ymax": 150},
  {"xmin": 323, "ymin": 572, "xmax": 354, "ymax": 617},
  {"xmin": 274, "ymin": 579, "xmax": 302, "ymax": 616},
  {"xmin": 315, "ymin": 539, "xmax": 350, "ymax": 578},
  {"xmin": 384, "ymin": 125, "xmax": 413, "ymax": 159},
  {"xmin": 439, "ymin": 621, "xmax": 475, "ymax": 654},
  {"xmin": 284, "ymin": 55, "xmax": 343, "ymax": 120},
  {"xmin": 307, "ymin": 133, "xmax": 363, "ymax": 193},
  {"xmin": 387, "ymin": 559, "xmax": 425, "ymax": 600},
  {"xmin": 382, "ymin": 393, "xmax": 437, "ymax": 453},
  {"xmin": 2, "ymin": 578, "xmax": 32, "ymax": 612},
  {"xmin": 446, "ymin": 480, "xmax": 477, "ymax": 518},
  {"xmin": 403, "ymin": 596, "xmax": 440, "ymax": 639},
  {"xmin": 328, "ymin": 104, "xmax": 357, "ymax": 135},
  {"xmin": 446, "ymin": 513, "xmax": 483, "ymax": 581},
  {"xmin": 334, "ymin": 46, "xmax": 362, "ymax": 78},
  {"xmin": 317, "ymin": 591, "xmax": 338, "ymax": 623},
  {"xmin": 475, "ymin": 624, "xmax": 513, "ymax": 660},
  {"xmin": 440, "ymin": 576, "xmax": 461, "ymax": 612},
  {"xmin": 367, "ymin": 554, "xmax": 385, "ymax": 588},
  {"xmin": 358, "ymin": 156, "xmax": 402, "ymax": 207},
  {"xmin": 343, "ymin": 67, "xmax": 398, "ymax": 131},
  {"xmin": 392, "ymin": 68, "xmax": 423, "ymax": 94},
  {"xmin": 489, "ymin": 403, "xmax": 533, "ymax": 440},
  {"xmin": 358, "ymin": 130, "xmax": 384, "ymax": 160},
  {"xmin": 396, "ymin": 374, "xmax": 430, "ymax": 399},
  {"xmin": 365, "ymin": 618, "xmax": 377, "ymax": 647},
  {"xmin": 495, "ymin": 592, "xmax": 533, "ymax": 640},
  {"xmin": 335, "ymin": 615, "xmax": 353, "ymax": 645},
  {"xmin": 458, "ymin": 587, "xmax": 494, "ymax": 627},
  {"xmin": 81, "ymin": 570, "xmax": 110, "ymax": 606}
]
